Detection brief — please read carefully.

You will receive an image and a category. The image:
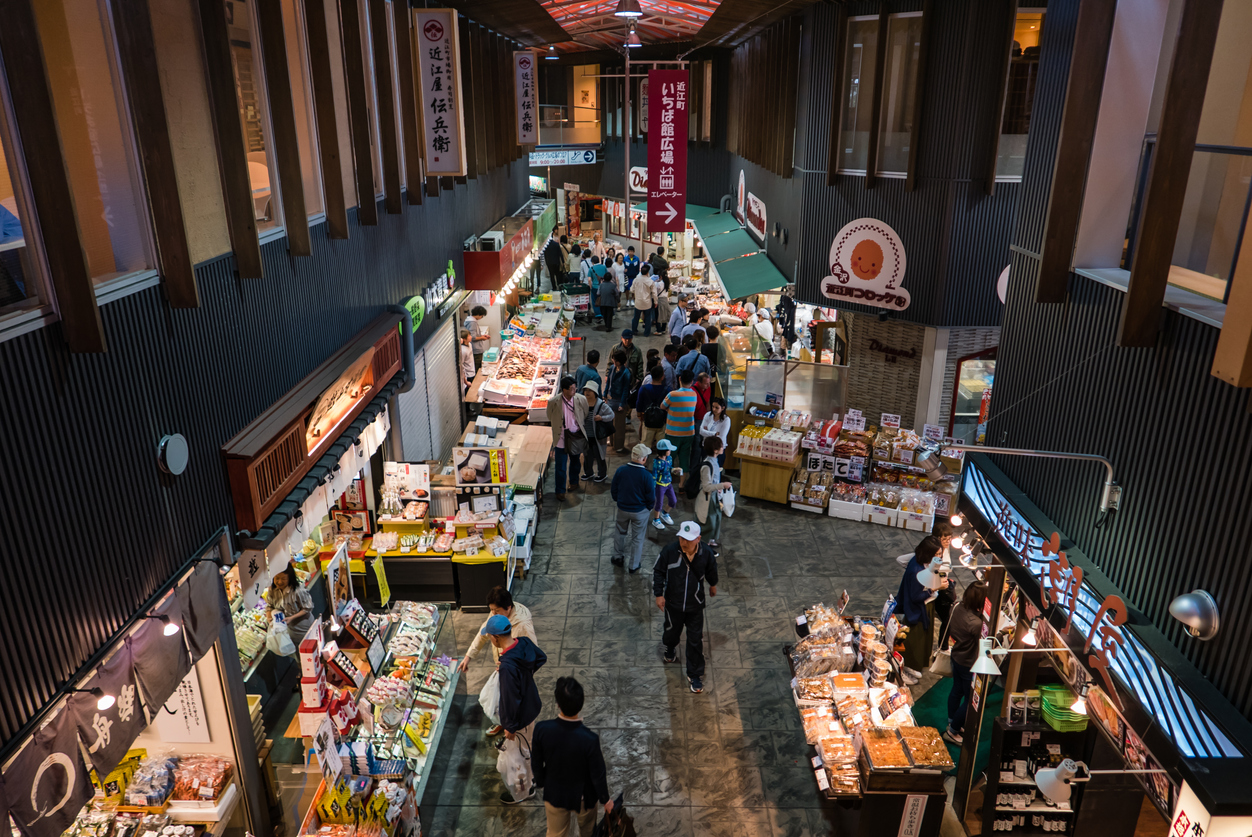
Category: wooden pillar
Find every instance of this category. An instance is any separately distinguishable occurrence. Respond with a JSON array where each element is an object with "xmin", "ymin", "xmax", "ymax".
[
  {"xmin": 338, "ymin": 0, "xmax": 378, "ymax": 225},
  {"xmin": 863, "ymin": 8, "xmax": 889, "ymax": 189},
  {"xmin": 1117, "ymin": 0, "xmax": 1225, "ymax": 347},
  {"xmin": 393, "ymin": 0, "xmax": 423, "ymax": 201},
  {"xmin": 1036, "ymin": 0, "xmax": 1119, "ymax": 303},
  {"xmin": 256, "ymin": 0, "xmax": 311, "ymax": 254},
  {"xmin": 368, "ymin": 0, "xmax": 401, "ymax": 213},
  {"xmin": 984, "ymin": 0, "xmax": 1018, "ymax": 197},
  {"xmin": 904, "ymin": 0, "xmax": 933, "ymax": 192},
  {"xmin": 1212, "ymin": 218, "xmax": 1252, "ymax": 386},
  {"xmin": 196, "ymin": 0, "xmax": 265, "ymax": 277},
  {"xmin": 303, "ymin": 0, "xmax": 350, "ymax": 237}
]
